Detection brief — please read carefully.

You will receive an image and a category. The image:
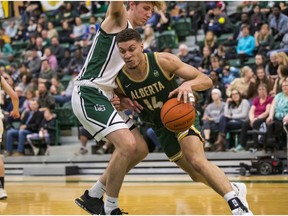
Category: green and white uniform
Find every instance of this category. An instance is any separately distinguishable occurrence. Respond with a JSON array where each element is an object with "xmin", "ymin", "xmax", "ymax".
[
  {"xmin": 117, "ymin": 52, "xmax": 204, "ymax": 162},
  {"xmin": 72, "ymin": 24, "xmax": 134, "ymax": 141}
]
